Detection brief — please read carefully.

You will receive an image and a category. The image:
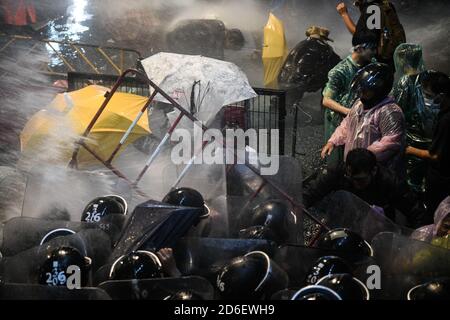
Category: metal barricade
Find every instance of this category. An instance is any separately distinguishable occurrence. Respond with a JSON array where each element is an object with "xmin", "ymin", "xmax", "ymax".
[
  {"xmin": 0, "ymin": 33, "xmax": 142, "ymax": 79},
  {"xmin": 66, "ymin": 69, "xmax": 328, "ymax": 246}
]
